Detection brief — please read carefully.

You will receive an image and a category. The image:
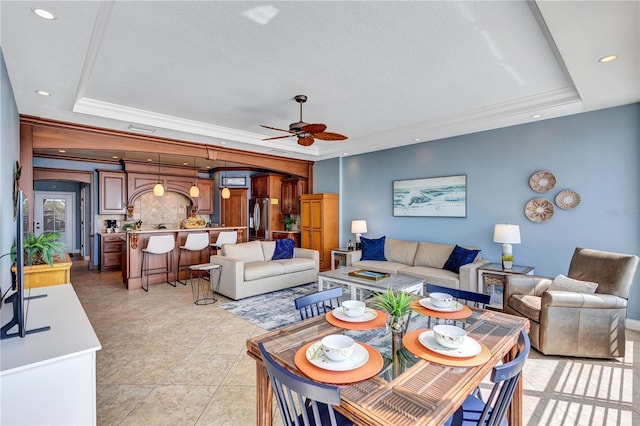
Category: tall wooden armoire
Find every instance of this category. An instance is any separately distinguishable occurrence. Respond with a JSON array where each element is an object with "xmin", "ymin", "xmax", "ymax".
[{"xmin": 300, "ymin": 193, "xmax": 339, "ymax": 271}]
